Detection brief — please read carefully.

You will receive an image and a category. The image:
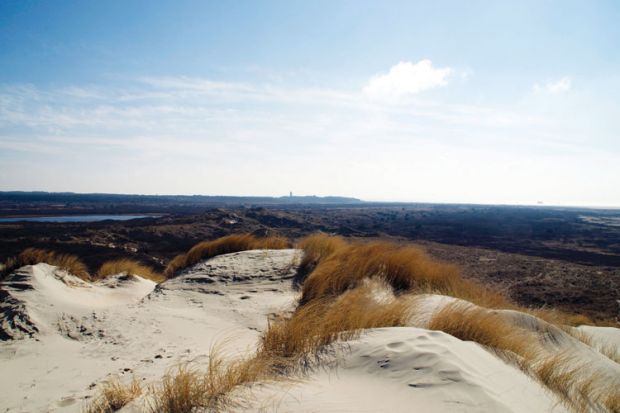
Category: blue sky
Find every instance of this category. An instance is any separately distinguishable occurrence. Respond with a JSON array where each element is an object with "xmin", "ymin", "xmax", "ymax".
[{"xmin": 1, "ymin": 0, "xmax": 619, "ymax": 205}]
